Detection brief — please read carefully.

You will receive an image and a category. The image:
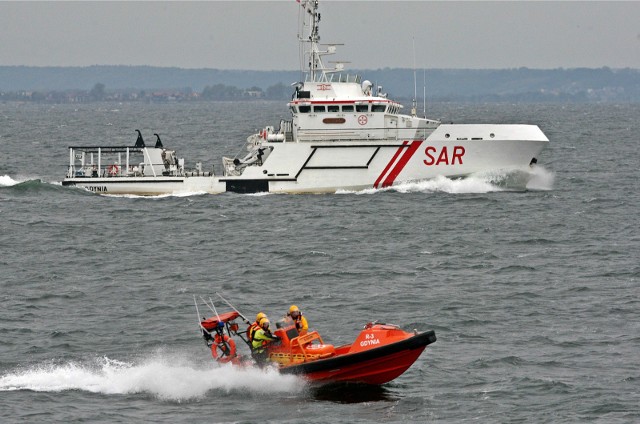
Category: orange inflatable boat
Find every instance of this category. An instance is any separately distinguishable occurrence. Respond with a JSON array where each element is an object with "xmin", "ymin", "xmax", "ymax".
[{"xmin": 198, "ymin": 307, "xmax": 436, "ymax": 385}]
